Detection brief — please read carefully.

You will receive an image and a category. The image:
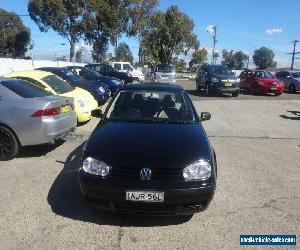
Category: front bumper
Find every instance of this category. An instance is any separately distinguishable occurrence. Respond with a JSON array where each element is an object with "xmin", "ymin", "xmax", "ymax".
[
  {"xmin": 211, "ymin": 85, "xmax": 240, "ymax": 93},
  {"xmin": 258, "ymin": 86, "xmax": 284, "ymax": 94},
  {"xmin": 79, "ymin": 173, "xmax": 215, "ymax": 215}
]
